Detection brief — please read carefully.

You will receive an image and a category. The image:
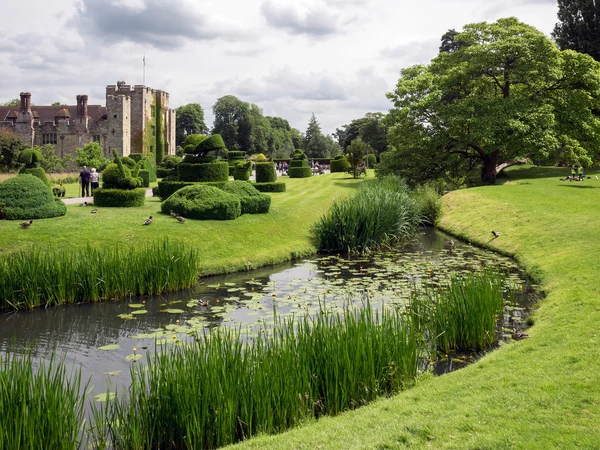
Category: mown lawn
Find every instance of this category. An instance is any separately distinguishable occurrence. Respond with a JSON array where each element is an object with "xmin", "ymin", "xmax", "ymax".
[
  {"xmin": 229, "ymin": 166, "xmax": 600, "ymax": 449},
  {"xmin": 0, "ymin": 173, "xmax": 369, "ymax": 276}
]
